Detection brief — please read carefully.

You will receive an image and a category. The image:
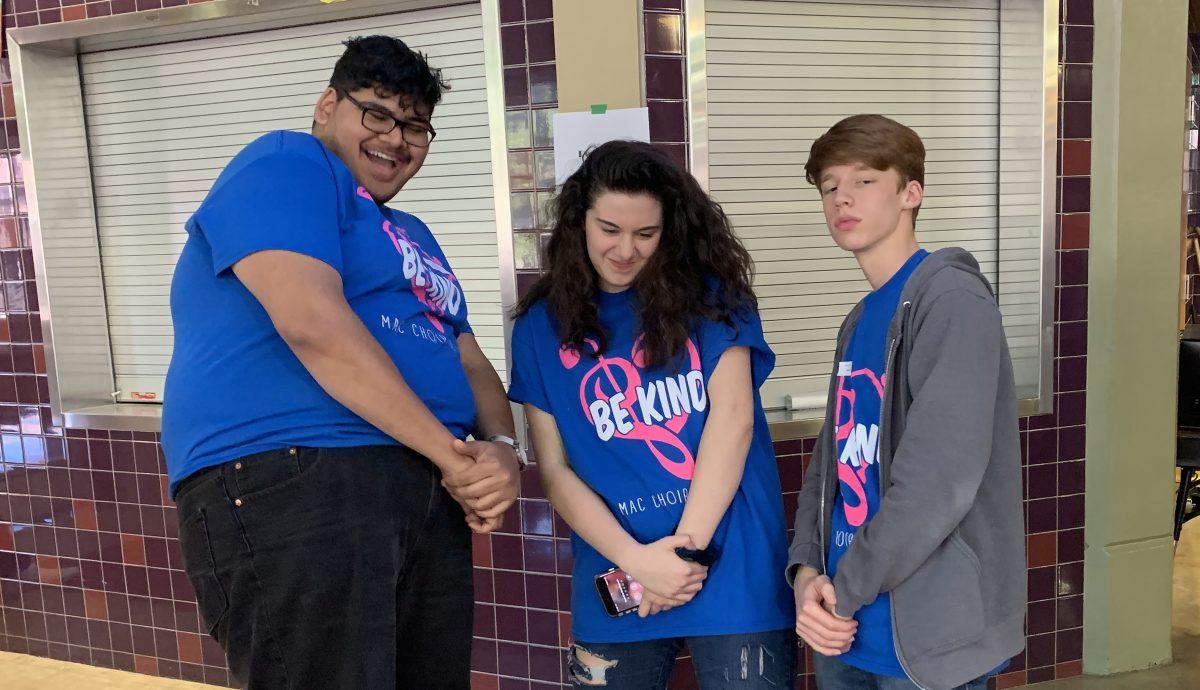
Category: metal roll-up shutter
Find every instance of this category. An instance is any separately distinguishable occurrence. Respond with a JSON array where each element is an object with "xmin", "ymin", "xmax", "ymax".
[
  {"xmin": 79, "ymin": 2, "xmax": 505, "ymax": 402},
  {"xmin": 703, "ymin": 0, "xmax": 1039, "ymax": 412}
]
